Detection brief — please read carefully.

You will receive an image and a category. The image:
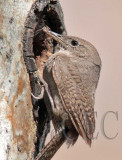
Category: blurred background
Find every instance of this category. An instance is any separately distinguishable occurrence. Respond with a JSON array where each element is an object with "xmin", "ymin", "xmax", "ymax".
[{"xmin": 50, "ymin": 0, "xmax": 122, "ymax": 159}]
